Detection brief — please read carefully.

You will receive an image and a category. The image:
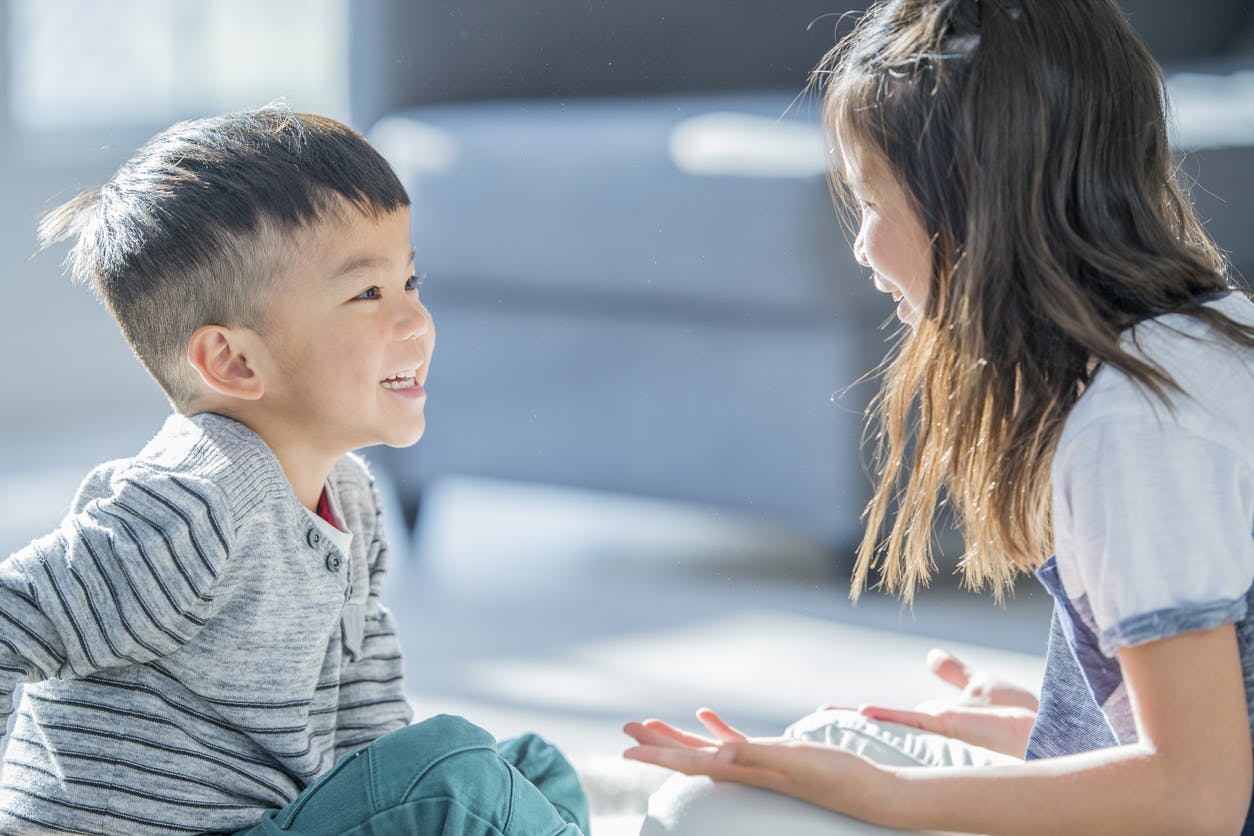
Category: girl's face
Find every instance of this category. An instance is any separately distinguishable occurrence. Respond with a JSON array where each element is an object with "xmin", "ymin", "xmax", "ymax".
[{"xmin": 840, "ymin": 140, "xmax": 932, "ymax": 327}]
